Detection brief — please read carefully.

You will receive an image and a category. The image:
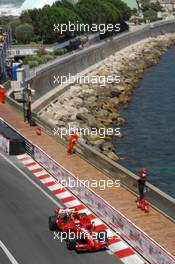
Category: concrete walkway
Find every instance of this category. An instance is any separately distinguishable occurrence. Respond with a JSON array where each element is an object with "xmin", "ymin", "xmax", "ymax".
[{"xmin": 0, "ymin": 102, "xmax": 174, "ymax": 256}]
